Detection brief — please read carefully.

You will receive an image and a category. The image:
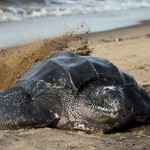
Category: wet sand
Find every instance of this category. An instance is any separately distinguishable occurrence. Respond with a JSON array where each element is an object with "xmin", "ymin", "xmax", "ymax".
[{"xmin": 0, "ymin": 21, "xmax": 150, "ymax": 149}]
